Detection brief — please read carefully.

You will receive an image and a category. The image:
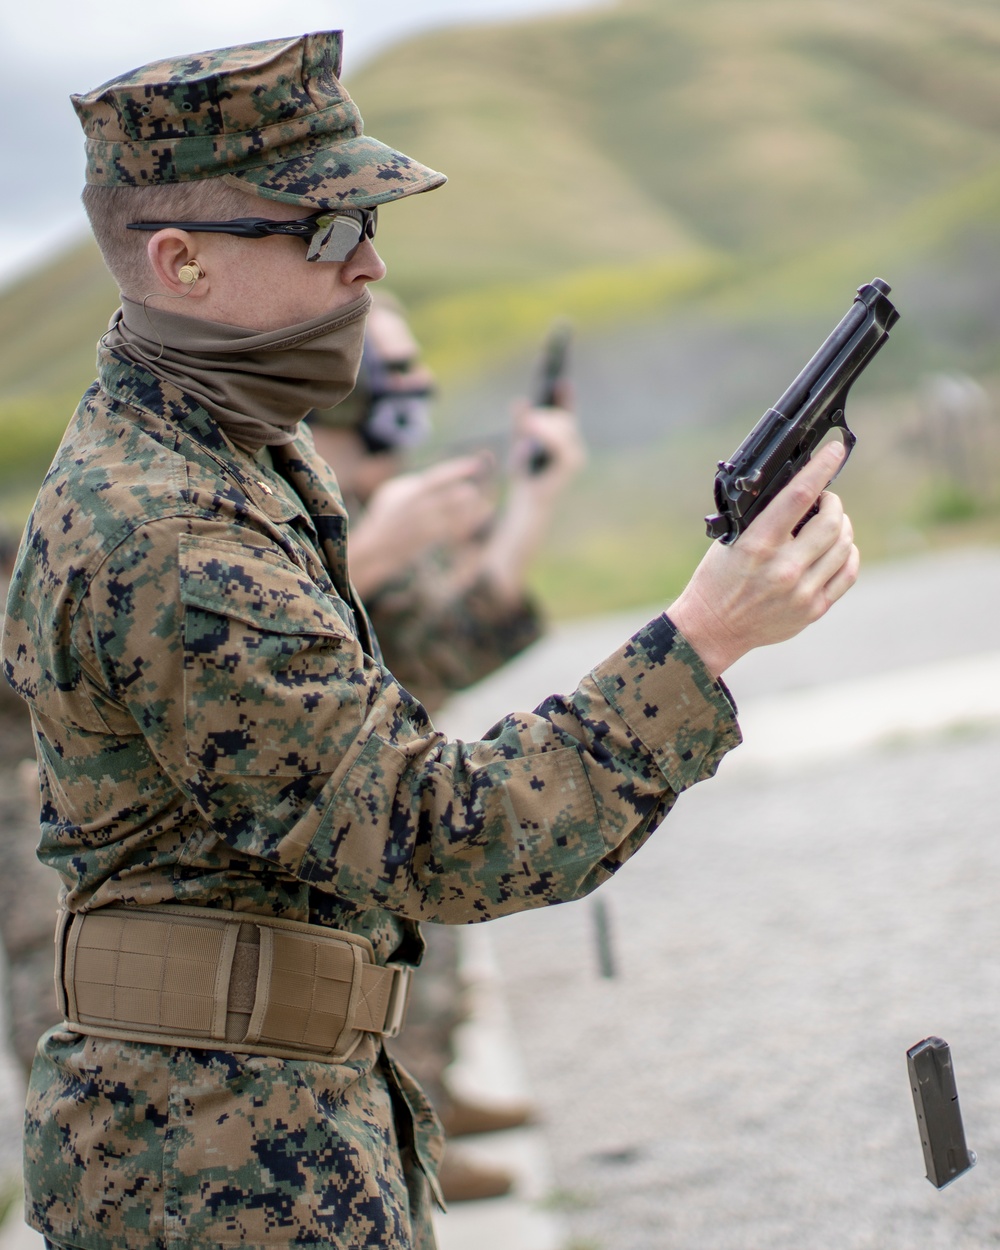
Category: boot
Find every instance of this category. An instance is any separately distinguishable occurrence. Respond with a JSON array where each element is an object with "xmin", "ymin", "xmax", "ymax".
[
  {"xmin": 438, "ymin": 1149, "xmax": 515, "ymax": 1203},
  {"xmin": 440, "ymin": 1092, "xmax": 534, "ymax": 1138}
]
